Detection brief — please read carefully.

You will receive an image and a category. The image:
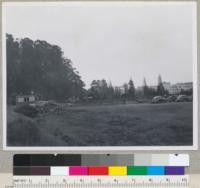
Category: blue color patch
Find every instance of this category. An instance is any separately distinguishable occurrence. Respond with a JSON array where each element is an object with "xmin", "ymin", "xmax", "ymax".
[{"xmin": 147, "ymin": 166, "xmax": 165, "ymax": 175}]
